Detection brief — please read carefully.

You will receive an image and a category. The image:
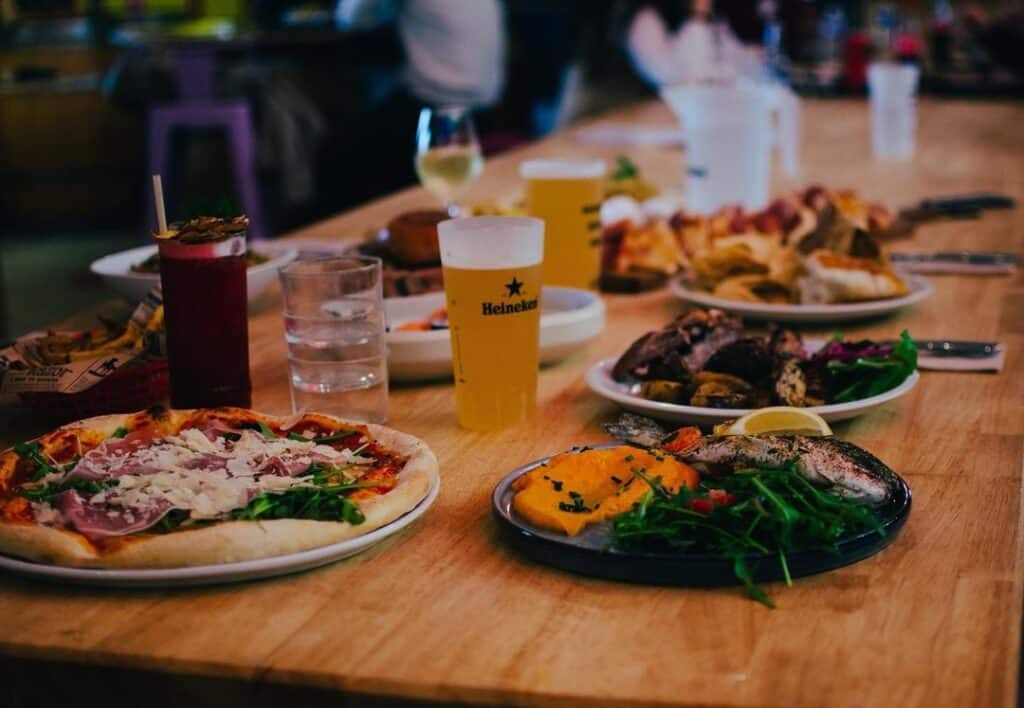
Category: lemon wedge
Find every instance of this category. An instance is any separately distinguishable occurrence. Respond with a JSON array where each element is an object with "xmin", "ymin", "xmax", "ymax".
[{"xmin": 724, "ymin": 407, "xmax": 833, "ymax": 437}]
